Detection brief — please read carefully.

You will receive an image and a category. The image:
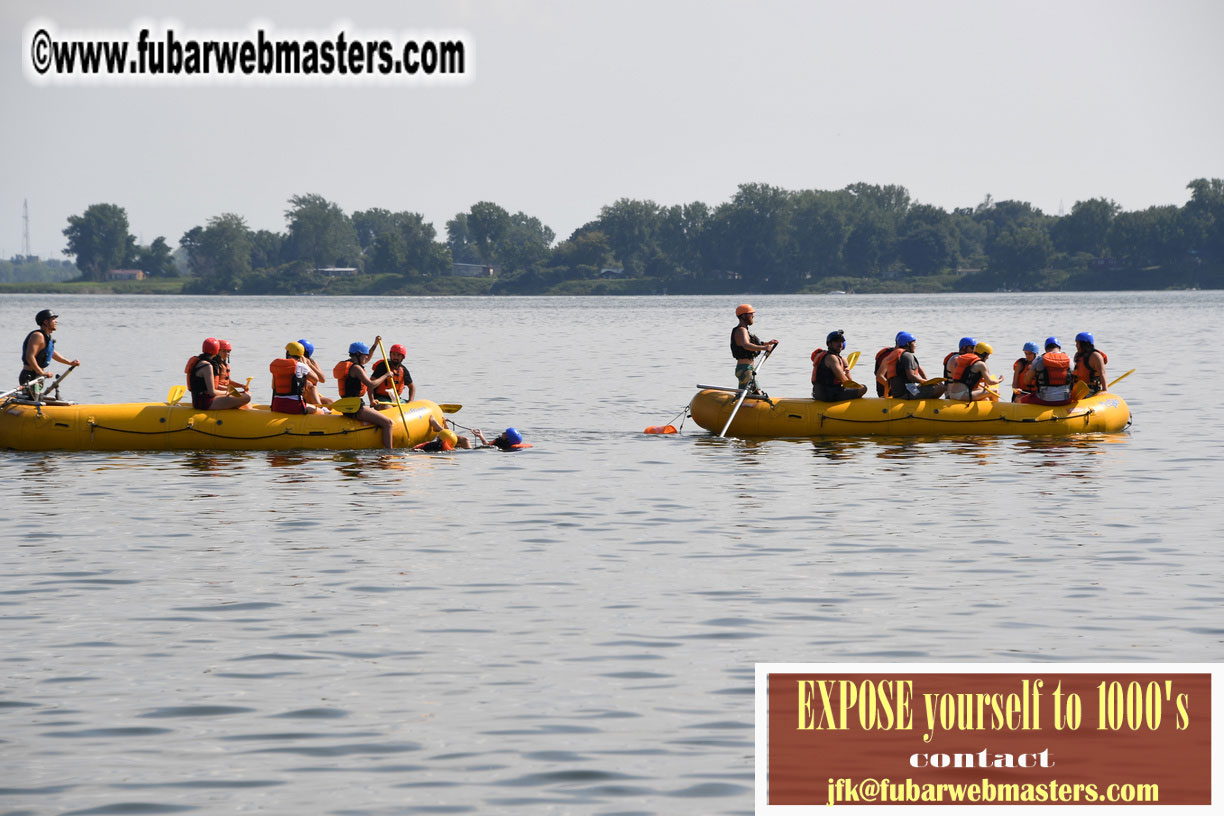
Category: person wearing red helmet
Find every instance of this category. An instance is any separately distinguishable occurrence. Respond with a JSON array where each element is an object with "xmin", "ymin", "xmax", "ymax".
[
  {"xmin": 731, "ymin": 304, "xmax": 777, "ymax": 395},
  {"xmin": 371, "ymin": 342, "xmax": 415, "ymax": 405},
  {"xmin": 186, "ymin": 337, "xmax": 250, "ymax": 411},
  {"xmin": 214, "ymin": 339, "xmax": 249, "ymax": 397}
]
